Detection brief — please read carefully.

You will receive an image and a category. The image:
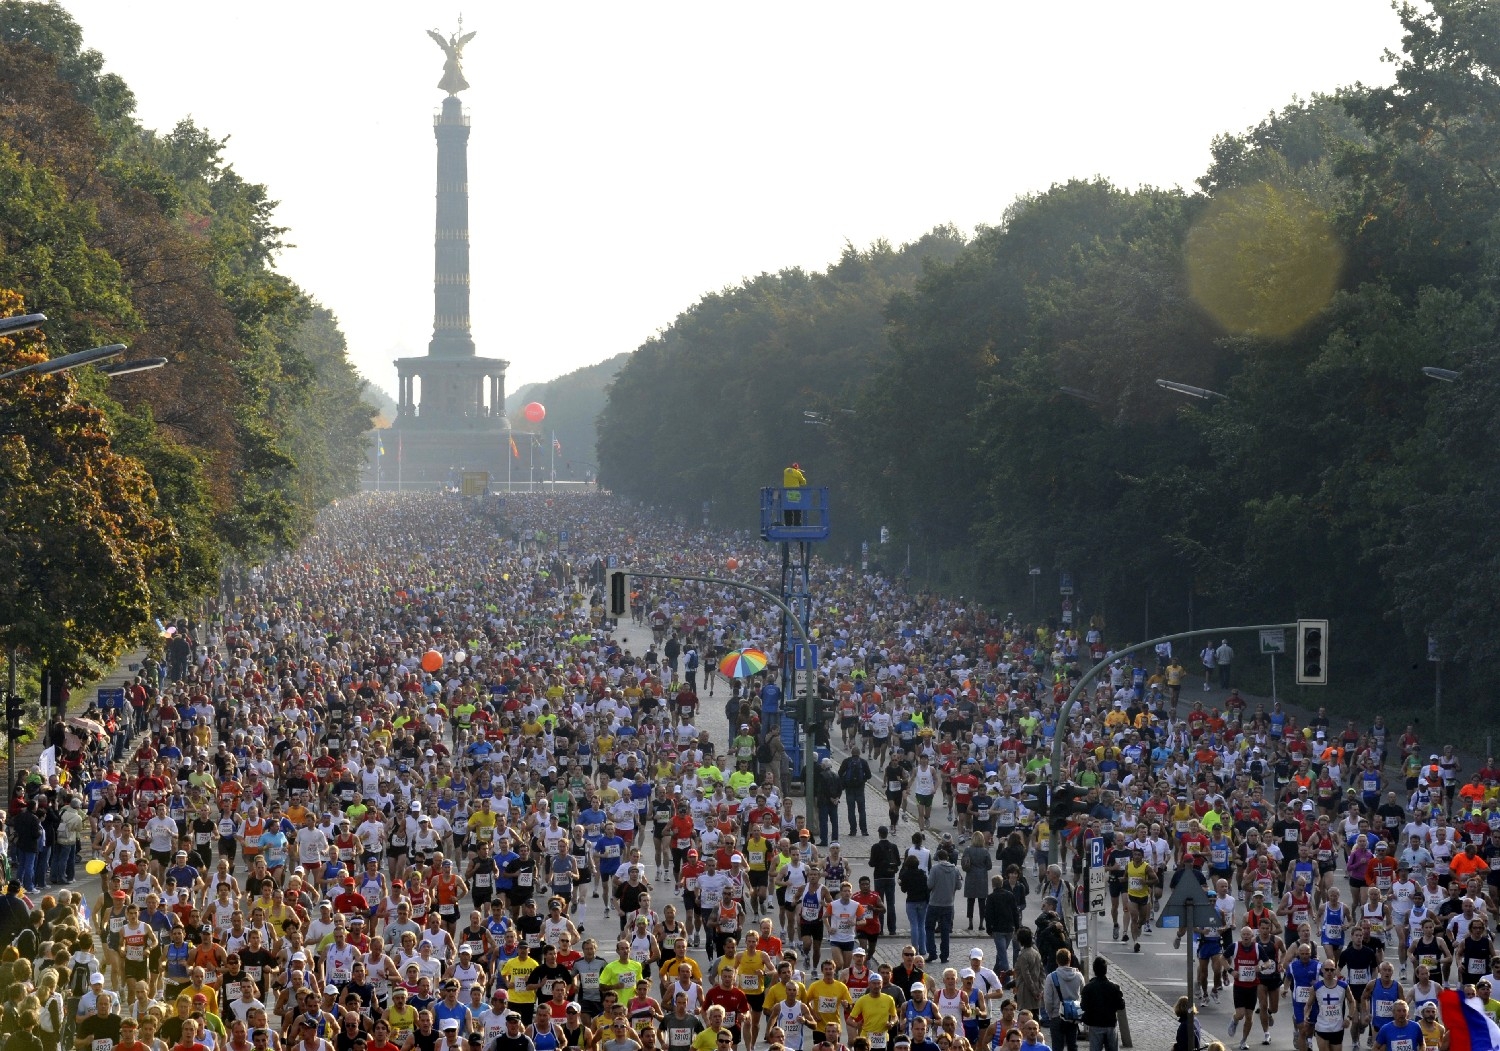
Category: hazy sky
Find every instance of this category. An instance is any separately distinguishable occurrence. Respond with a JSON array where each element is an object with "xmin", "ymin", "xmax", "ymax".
[{"xmin": 62, "ymin": 1, "xmax": 1408, "ymax": 394}]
